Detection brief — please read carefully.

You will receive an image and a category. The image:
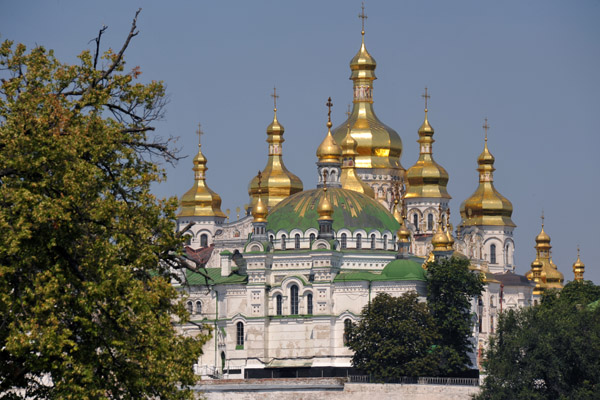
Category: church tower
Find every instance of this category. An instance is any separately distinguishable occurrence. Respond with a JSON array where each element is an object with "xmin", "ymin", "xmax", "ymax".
[
  {"xmin": 177, "ymin": 124, "xmax": 227, "ymax": 249},
  {"xmin": 458, "ymin": 119, "xmax": 516, "ymax": 273},
  {"xmin": 525, "ymin": 213, "xmax": 564, "ymax": 290},
  {"xmin": 248, "ymin": 89, "xmax": 303, "ymax": 209},
  {"xmin": 332, "ymin": 4, "xmax": 404, "ymax": 209}
]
